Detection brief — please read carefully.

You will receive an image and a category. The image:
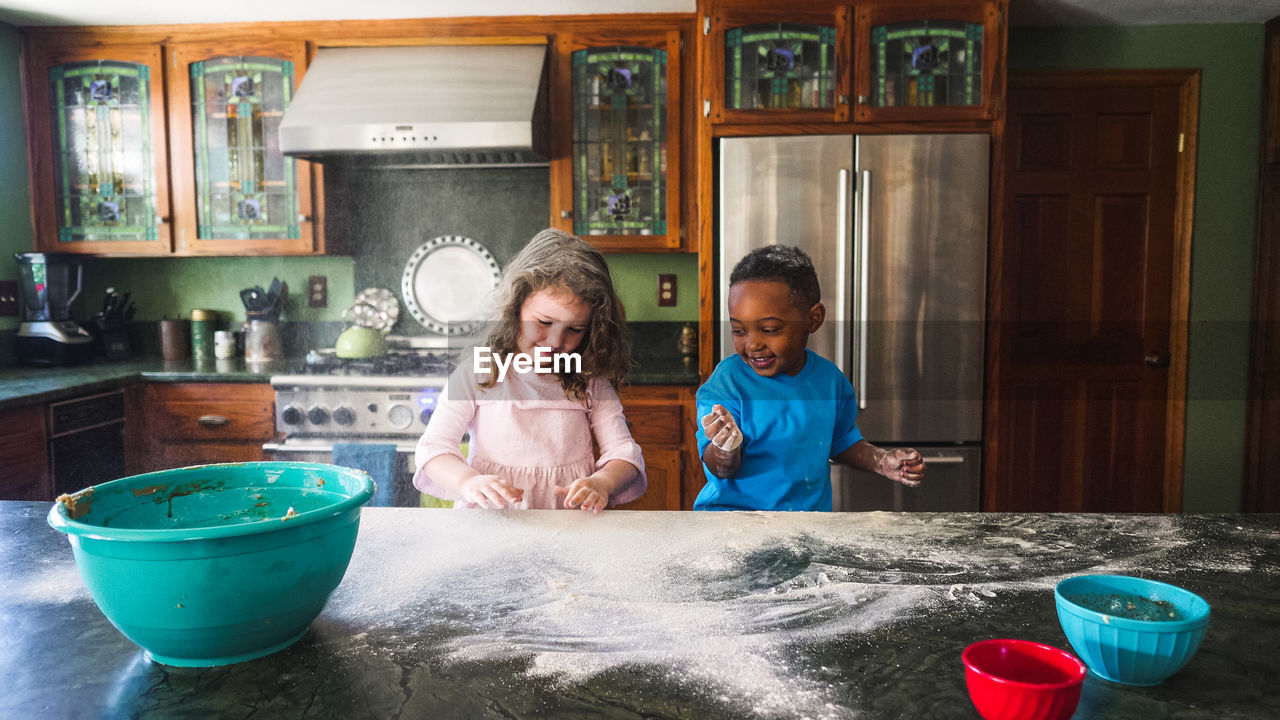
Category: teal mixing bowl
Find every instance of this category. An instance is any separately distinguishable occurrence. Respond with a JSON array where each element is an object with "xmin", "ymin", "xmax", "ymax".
[
  {"xmin": 1055, "ymin": 574, "xmax": 1210, "ymax": 686},
  {"xmin": 47, "ymin": 462, "xmax": 375, "ymax": 667}
]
